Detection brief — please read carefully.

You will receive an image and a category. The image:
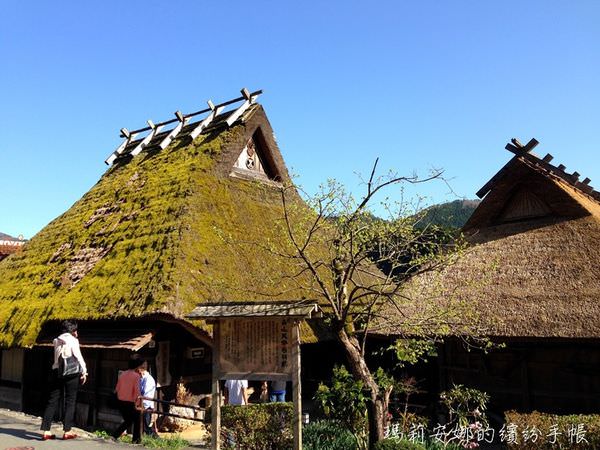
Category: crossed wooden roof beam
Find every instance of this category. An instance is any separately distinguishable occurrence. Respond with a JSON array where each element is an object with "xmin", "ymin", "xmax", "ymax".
[
  {"xmin": 477, "ymin": 137, "xmax": 600, "ymax": 201},
  {"xmin": 105, "ymin": 88, "xmax": 262, "ymax": 165}
]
